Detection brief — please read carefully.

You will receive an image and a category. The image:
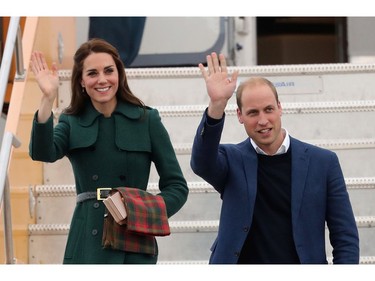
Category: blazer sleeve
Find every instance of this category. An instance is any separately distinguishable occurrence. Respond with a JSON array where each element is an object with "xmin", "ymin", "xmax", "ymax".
[
  {"xmin": 325, "ymin": 152, "xmax": 360, "ymax": 264},
  {"xmin": 190, "ymin": 109, "xmax": 229, "ymax": 193}
]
